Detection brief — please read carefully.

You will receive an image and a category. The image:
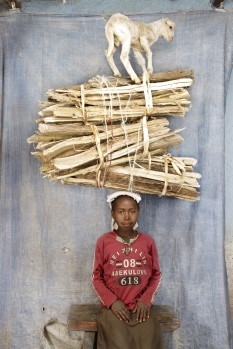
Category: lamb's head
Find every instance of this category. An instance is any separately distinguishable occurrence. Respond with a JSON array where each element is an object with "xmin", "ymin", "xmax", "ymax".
[{"xmin": 160, "ymin": 18, "xmax": 175, "ymax": 42}]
